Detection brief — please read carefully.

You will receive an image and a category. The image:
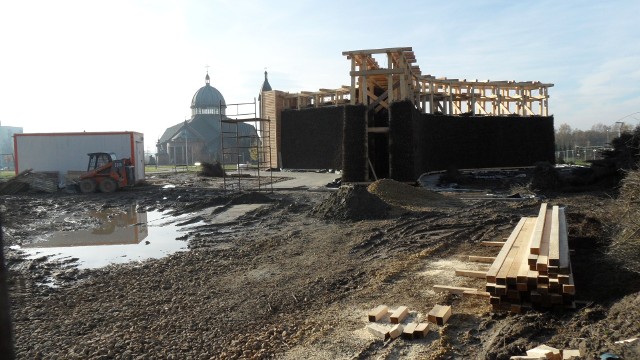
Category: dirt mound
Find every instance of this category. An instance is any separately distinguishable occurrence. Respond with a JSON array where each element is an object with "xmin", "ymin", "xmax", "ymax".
[
  {"xmin": 311, "ymin": 185, "xmax": 389, "ymax": 221},
  {"xmin": 198, "ymin": 161, "xmax": 226, "ymax": 177},
  {"xmin": 229, "ymin": 191, "xmax": 274, "ymax": 205},
  {"xmin": 367, "ymin": 178, "xmax": 462, "ymax": 208}
]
